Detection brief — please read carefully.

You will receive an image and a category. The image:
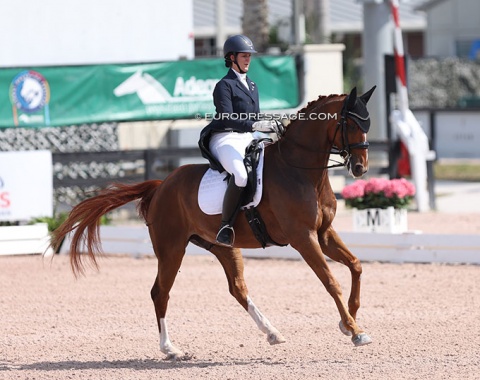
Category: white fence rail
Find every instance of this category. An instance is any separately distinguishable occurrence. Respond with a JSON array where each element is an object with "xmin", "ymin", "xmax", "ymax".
[
  {"xmin": 0, "ymin": 223, "xmax": 54, "ymax": 256},
  {"xmin": 58, "ymin": 225, "xmax": 480, "ymax": 265}
]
